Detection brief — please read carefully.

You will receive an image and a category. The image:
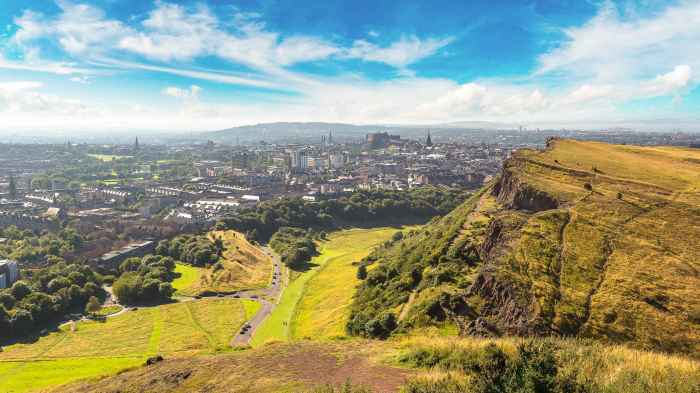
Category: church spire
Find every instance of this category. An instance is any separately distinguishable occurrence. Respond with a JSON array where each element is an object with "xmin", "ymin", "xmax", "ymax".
[{"xmin": 425, "ymin": 130, "xmax": 433, "ymax": 147}]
